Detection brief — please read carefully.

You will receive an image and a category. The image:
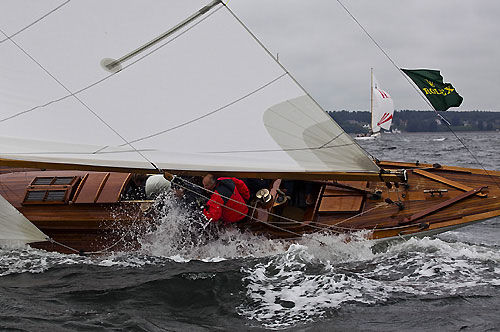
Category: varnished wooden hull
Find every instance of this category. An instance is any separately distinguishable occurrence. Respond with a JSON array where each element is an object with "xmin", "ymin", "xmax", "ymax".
[
  {"xmin": 1, "ymin": 161, "xmax": 500, "ymax": 254},
  {"xmin": 242, "ymin": 161, "xmax": 500, "ymax": 242},
  {"xmin": 0, "ymin": 170, "xmax": 151, "ymax": 254}
]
